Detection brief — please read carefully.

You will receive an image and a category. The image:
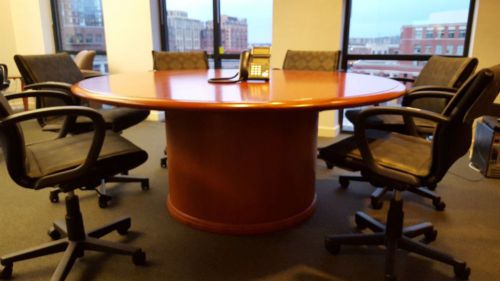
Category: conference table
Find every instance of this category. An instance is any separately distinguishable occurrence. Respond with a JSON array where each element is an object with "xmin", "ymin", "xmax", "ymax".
[{"xmin": 72, "ymin": 69, "xmax": 405, "ymax": 235}]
